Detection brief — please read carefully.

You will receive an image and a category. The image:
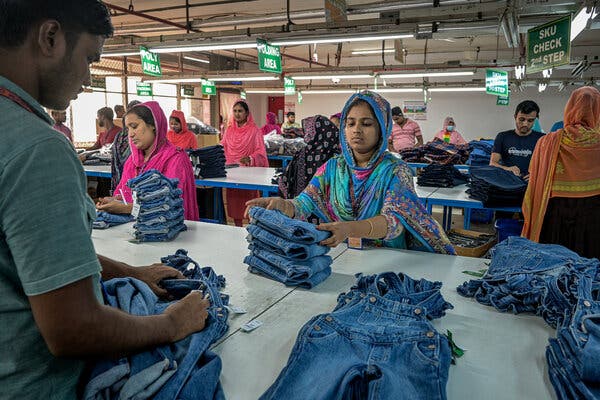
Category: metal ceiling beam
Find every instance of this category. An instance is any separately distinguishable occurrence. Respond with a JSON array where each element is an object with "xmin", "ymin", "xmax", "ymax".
[
  {"xmin": 104, "ymin": 2, "xmax": 199, "ymax": 33},
  {"xmin": 109, "ymin": 0, "xmax": 258, "ymax": 17}
]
